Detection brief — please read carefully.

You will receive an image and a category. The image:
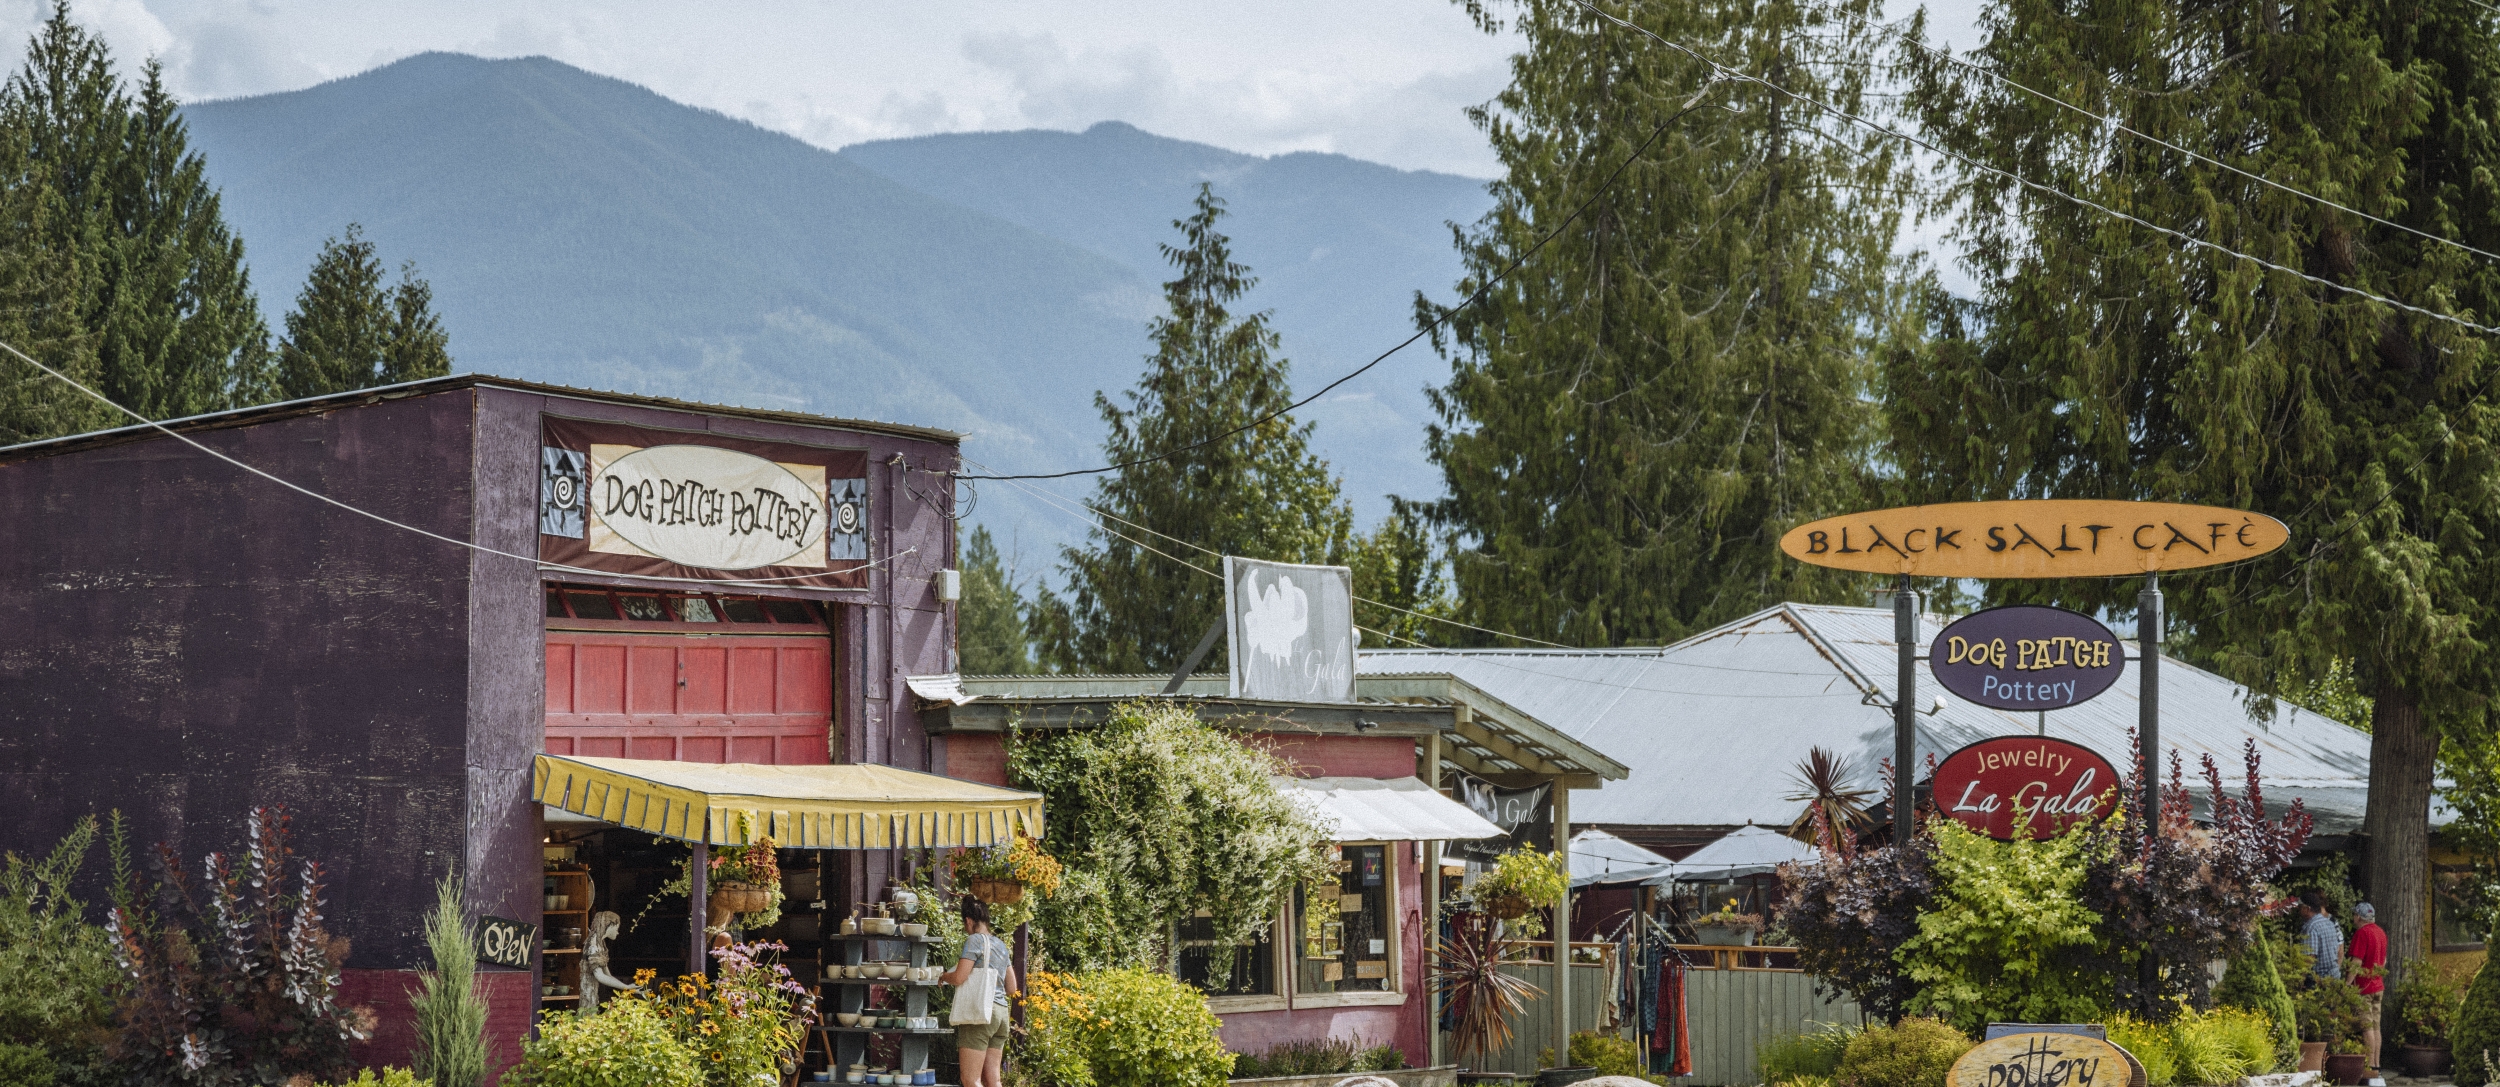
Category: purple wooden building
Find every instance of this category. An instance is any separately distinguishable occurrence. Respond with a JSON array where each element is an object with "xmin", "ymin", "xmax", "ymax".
[{"xmin": 0, "ymin": 376, "xmax": 966, "ymax": 1071}]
